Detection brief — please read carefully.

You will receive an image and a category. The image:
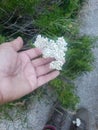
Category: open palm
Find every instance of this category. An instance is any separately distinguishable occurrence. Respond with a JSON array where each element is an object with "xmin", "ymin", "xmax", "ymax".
[{"xmin": 0, "ymin": 37, "xmax": 59, "ymax": 104}]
